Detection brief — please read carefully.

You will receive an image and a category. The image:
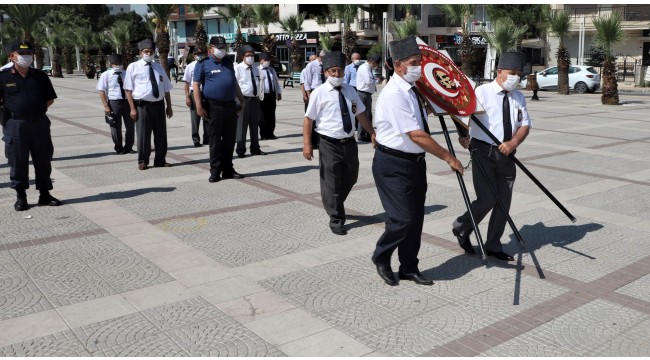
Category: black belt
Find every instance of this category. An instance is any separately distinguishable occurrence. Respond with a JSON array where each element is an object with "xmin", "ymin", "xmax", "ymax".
[
  {"xmin": 319, "ymin": 134, "xmax": 355, "ymax": 144},
  {"xmin": 8, "ymin": 111, "xmax": 46, "ymax": 121},
  {"xmin": 357, "ymin": 90, "xmax": 372, "ymax": 95},
  {"xmin": 134, "ymin": 99, "xmax": 163, "ymax": 106},
  {"xmin": 244, "ymin": 96, "xmax": 259, "ymax": 100},
  {"xmin": 376, "ymin": 143, "xmax": 425, "ymax": 162},
  {"xmin": 472, "ymin": 138, "xmax": 496, "ymax": 147},
  {"xmin": 109, "ymin": 98, "xmax": 127, "ymax": 101},
  {"xmin": 206, "ymin": 99, "xmax": 235, "ymax": 106}
]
